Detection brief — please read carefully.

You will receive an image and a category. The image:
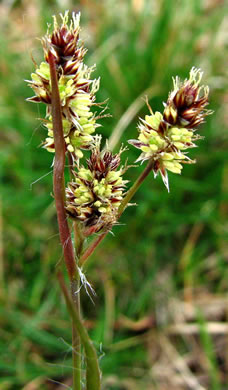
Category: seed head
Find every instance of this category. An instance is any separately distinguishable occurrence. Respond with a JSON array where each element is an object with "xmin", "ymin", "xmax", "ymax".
[
  {"xmin": 129, "ymin": 68, "xmax": 211, "ymax": 191},
  {"xmin": 65, "ymin": 137, "xmax": 128, "ymax": 235},
  {"xmin": 27, "ymin": 11, "xmax": 100, "ymax": 161}
]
